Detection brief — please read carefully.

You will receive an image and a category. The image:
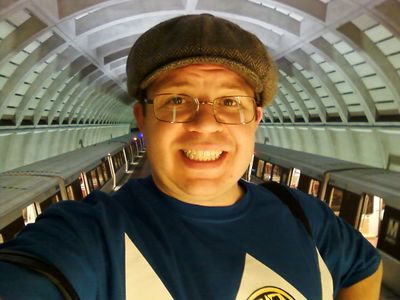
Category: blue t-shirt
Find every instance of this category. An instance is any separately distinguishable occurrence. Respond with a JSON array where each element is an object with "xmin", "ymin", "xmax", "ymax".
[{"xmin": 0, "ymin": 177, "xmax": 380, "ymax": 299}]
